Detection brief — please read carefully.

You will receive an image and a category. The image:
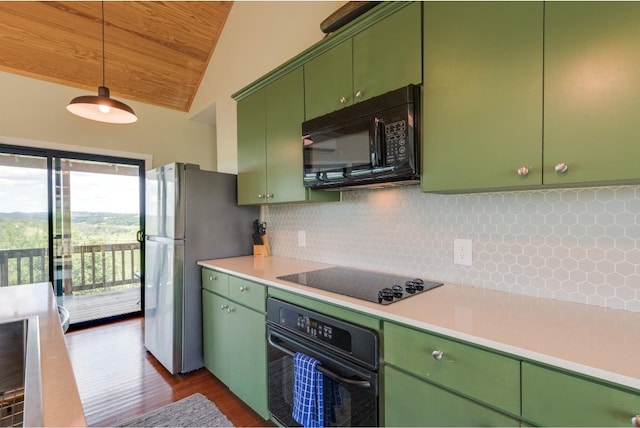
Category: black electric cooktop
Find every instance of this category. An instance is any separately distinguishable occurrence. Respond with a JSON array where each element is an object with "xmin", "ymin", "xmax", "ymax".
[{"xmin": 277, "ymin": 266, "xmax": 443, "ymax": 305}]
